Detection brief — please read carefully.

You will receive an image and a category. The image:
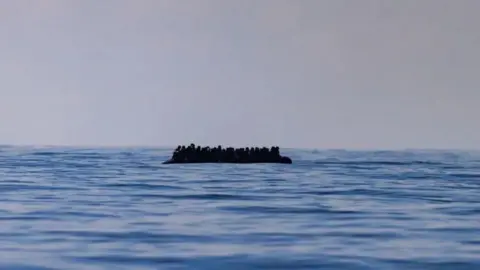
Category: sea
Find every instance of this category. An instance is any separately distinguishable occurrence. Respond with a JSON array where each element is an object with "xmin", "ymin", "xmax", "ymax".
[{"xmin": 0, "ymin": 146, "xmax": 479, "ymax": 270}]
